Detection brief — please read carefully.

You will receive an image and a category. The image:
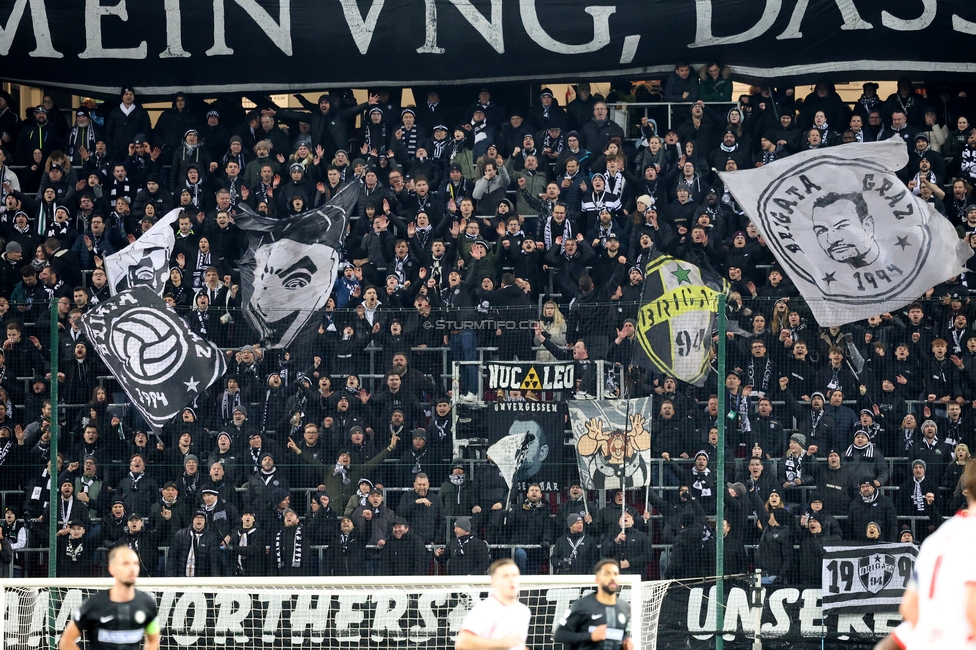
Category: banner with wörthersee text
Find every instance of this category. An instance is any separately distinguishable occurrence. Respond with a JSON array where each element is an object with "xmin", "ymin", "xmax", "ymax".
[
  {"xmin": 821, "ymin": 542, "xmax": 917, "ymax": 613},
  {"xmin": 1, "ymin": 584, "xmax": 625, "ymax": 650}
]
